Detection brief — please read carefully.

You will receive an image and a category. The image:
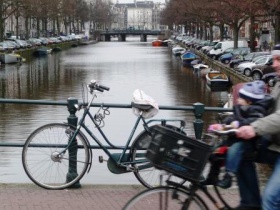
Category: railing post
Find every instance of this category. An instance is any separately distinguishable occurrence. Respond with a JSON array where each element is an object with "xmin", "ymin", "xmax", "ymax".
[
  {"xmin": 66, "ymin": 97, "xmax": 81, "ymax": 188},
  {"xmin": 193, "ymin": 102, "xmax": 204, "ymax": 140}
]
